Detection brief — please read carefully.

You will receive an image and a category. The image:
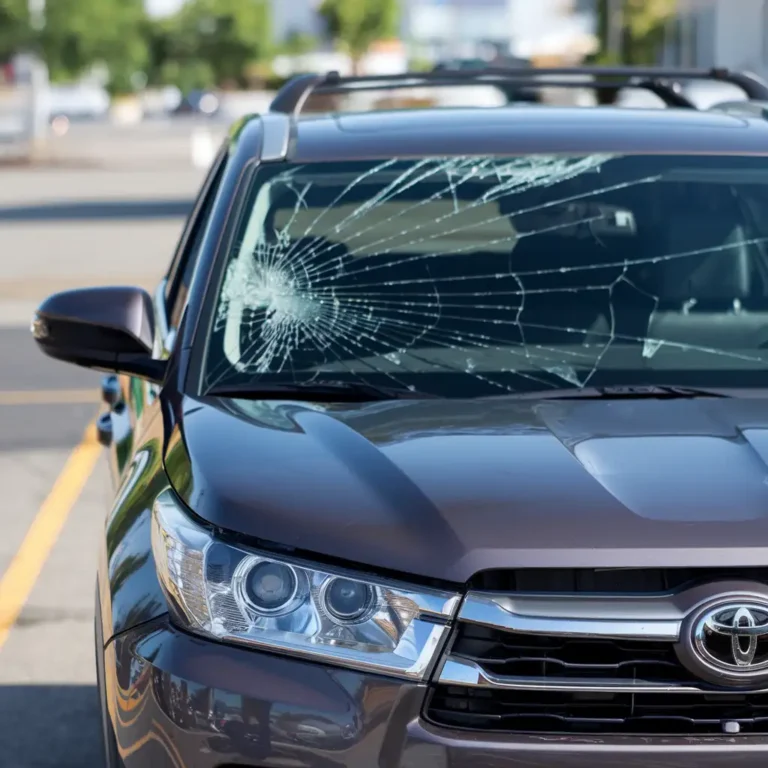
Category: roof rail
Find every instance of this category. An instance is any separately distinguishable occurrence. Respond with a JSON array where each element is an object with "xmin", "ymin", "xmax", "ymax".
[
  {"xmin": 269, "ymin": 73, "xmax": 329, "ymax": 115},
  {"xmin": 269, "ymin": 67, "xmax": 768, "ymax": 116}
]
